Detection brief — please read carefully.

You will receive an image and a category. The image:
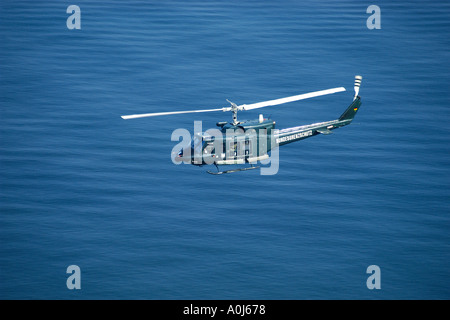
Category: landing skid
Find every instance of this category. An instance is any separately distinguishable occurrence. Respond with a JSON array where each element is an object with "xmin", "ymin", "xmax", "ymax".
[{"xmin": 207, "ymin": 164, "xmax": 260, "ymax": 175}]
